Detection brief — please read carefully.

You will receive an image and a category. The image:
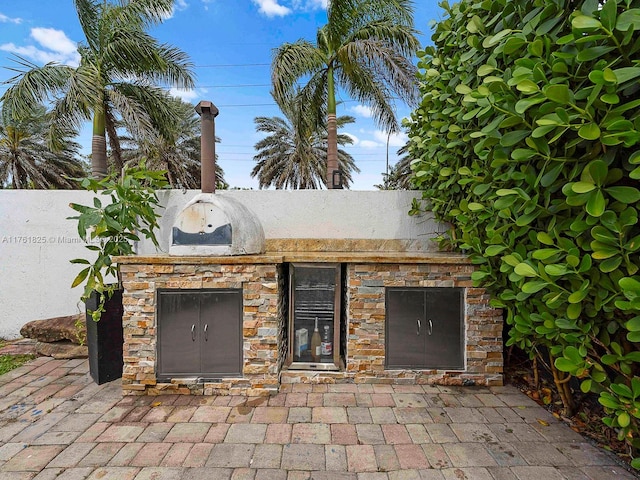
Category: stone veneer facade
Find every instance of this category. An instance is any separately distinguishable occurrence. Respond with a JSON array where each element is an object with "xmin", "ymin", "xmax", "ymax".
[
  {"xmin": 118, "ymin": 257, "xmax": 284, "ymax": 396},
  {"xmin": 116, "ymin": 253, "xmax": 503, "ymax": 396},
  {"xmin": 280, "ymin": 262, "xmax": 502, "ymax": 387}
]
